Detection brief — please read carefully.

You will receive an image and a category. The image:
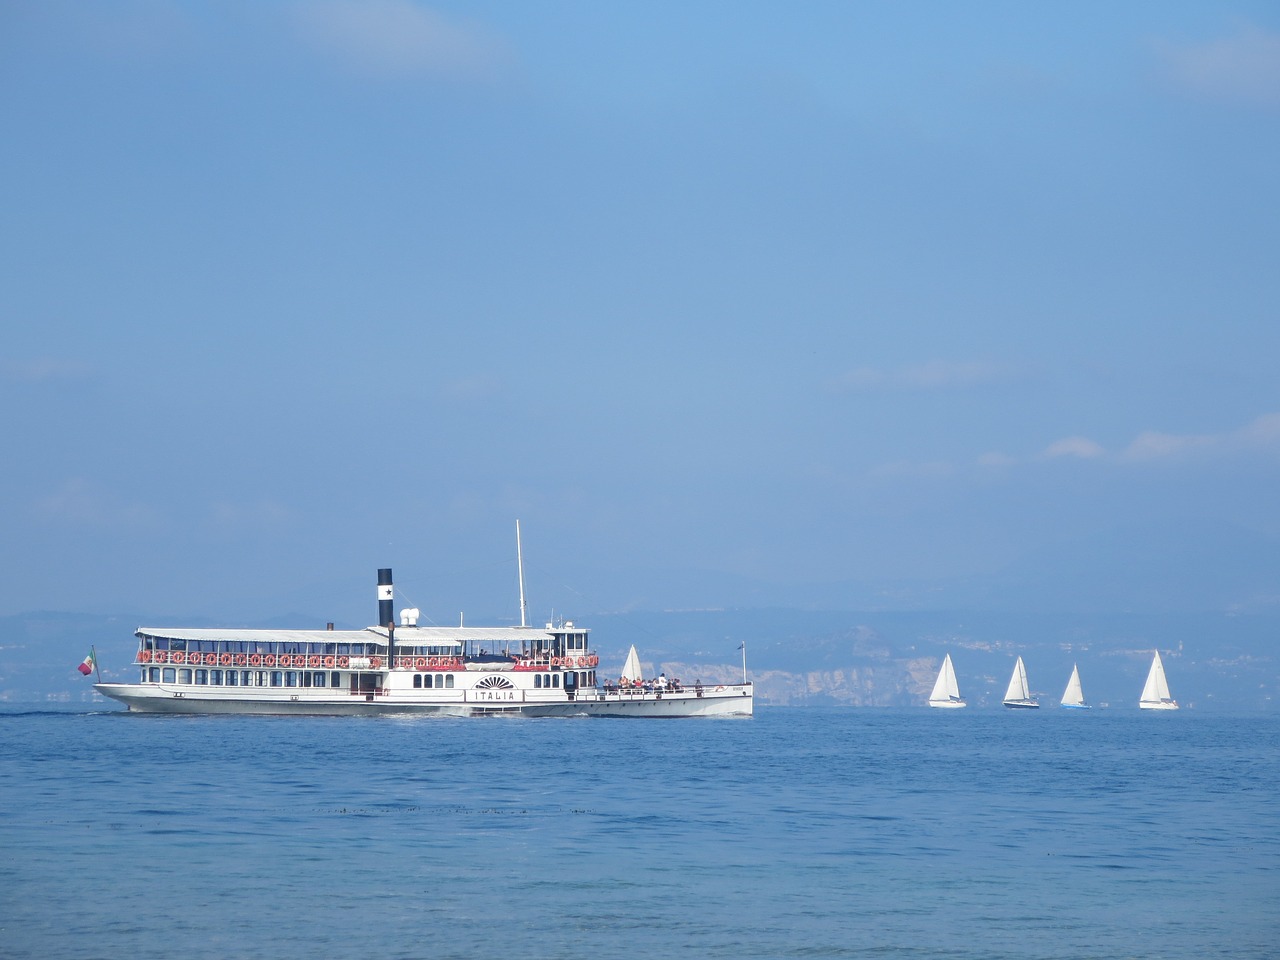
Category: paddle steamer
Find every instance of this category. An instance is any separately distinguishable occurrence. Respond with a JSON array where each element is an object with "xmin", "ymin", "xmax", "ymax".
[{"xmin": 95, "ymin": 545, "xmax": 752, "ymax": 718}]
